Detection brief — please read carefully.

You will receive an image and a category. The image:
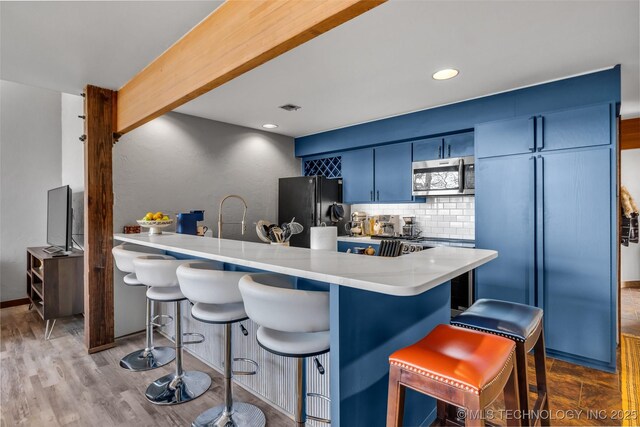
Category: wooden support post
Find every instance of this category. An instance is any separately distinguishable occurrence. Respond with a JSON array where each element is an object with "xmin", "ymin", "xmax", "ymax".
[{"xmin": 83, "ymin": 85, "xmax": 116, "ymax": 353}]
